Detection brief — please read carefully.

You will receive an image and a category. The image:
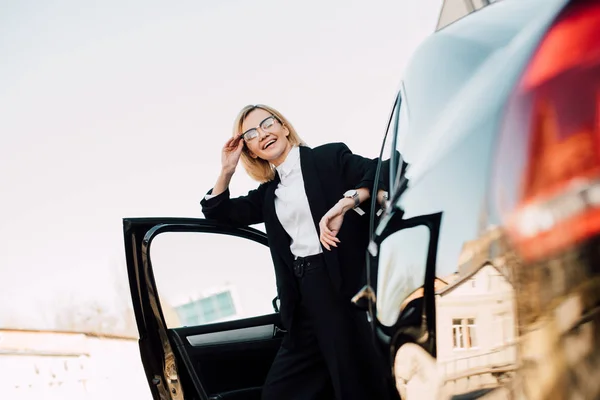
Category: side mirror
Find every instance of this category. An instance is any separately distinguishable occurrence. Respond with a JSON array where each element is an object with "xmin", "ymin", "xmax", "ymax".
[
  {"xmin": 368, "ymin": 211, "xmax": 441, "ymax": 354},
  {"xmin": 351, "ymin": 285, "xmax": 376, "ymax": 311},
  {"xmin": 376, "ymin": 223, "xmax": 431, "ymax": 327}
]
